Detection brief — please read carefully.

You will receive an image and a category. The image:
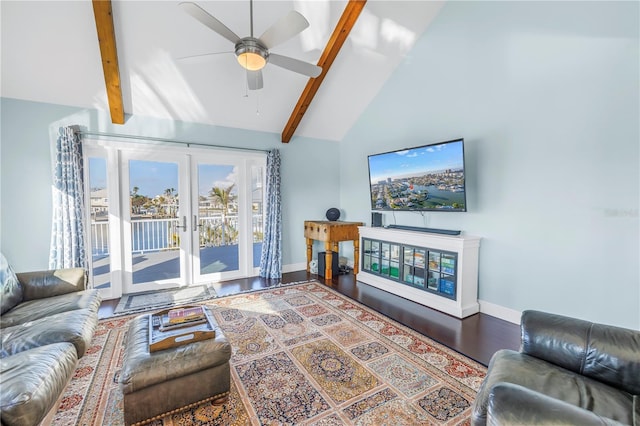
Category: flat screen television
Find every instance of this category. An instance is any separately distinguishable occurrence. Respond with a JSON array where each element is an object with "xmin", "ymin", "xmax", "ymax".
[{"xmin": 367, "ymin": 138, "xmax": 467, "ymax": 212}]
